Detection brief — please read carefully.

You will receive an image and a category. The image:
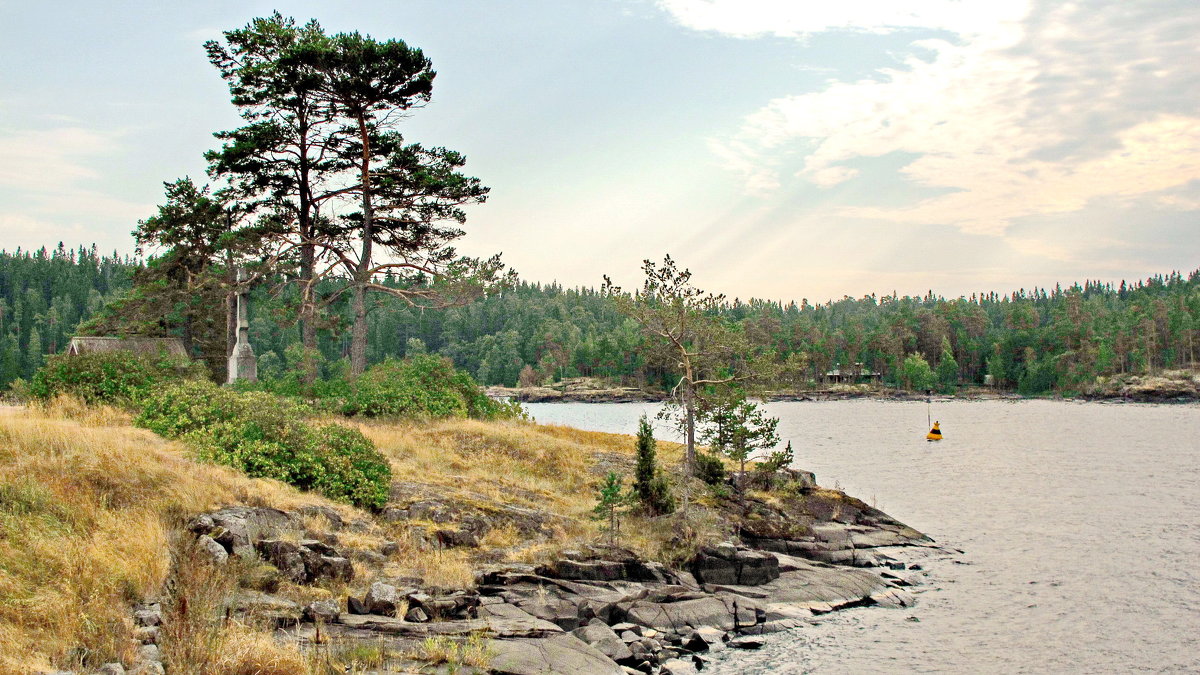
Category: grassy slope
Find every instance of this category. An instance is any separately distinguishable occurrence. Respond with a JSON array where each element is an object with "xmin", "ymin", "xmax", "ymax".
[{"xmin": 0, "ymin": 400, "xmax": 691, "ymax": 673}]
